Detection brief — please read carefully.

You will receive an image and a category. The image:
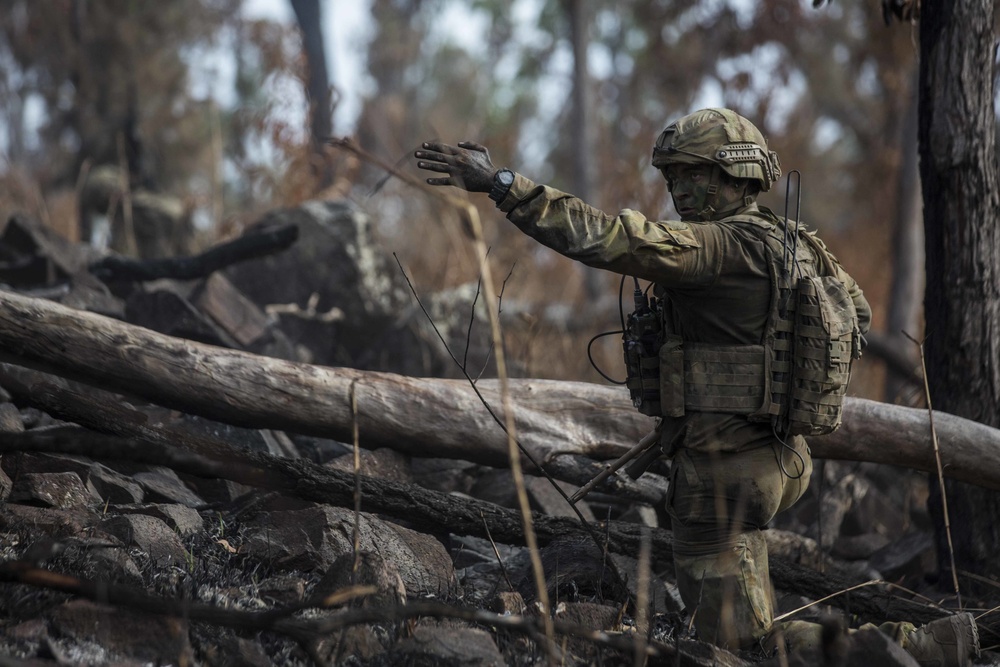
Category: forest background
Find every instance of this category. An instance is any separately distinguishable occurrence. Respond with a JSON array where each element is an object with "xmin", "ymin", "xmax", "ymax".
[{"xmin": 3, "ymin": 0, "xmax": 981, "ymax": 400}]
